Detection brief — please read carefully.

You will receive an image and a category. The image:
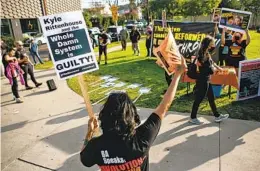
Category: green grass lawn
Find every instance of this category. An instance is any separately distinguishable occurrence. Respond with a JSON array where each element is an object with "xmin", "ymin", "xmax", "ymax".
[
  {"xmin": 34, "ymin": 61, "xmax": 54, "ymax": 70},
  {"xmin": 94, "ymin": 41, "xmax": 122, "ymax": 52},
  {"xmin": 67, "ymin": 38, "xmax": 260, "ymax": 121},
  {"xmin": 246, "ymin": 30, "xmax": 260, "ymax": 59}
]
